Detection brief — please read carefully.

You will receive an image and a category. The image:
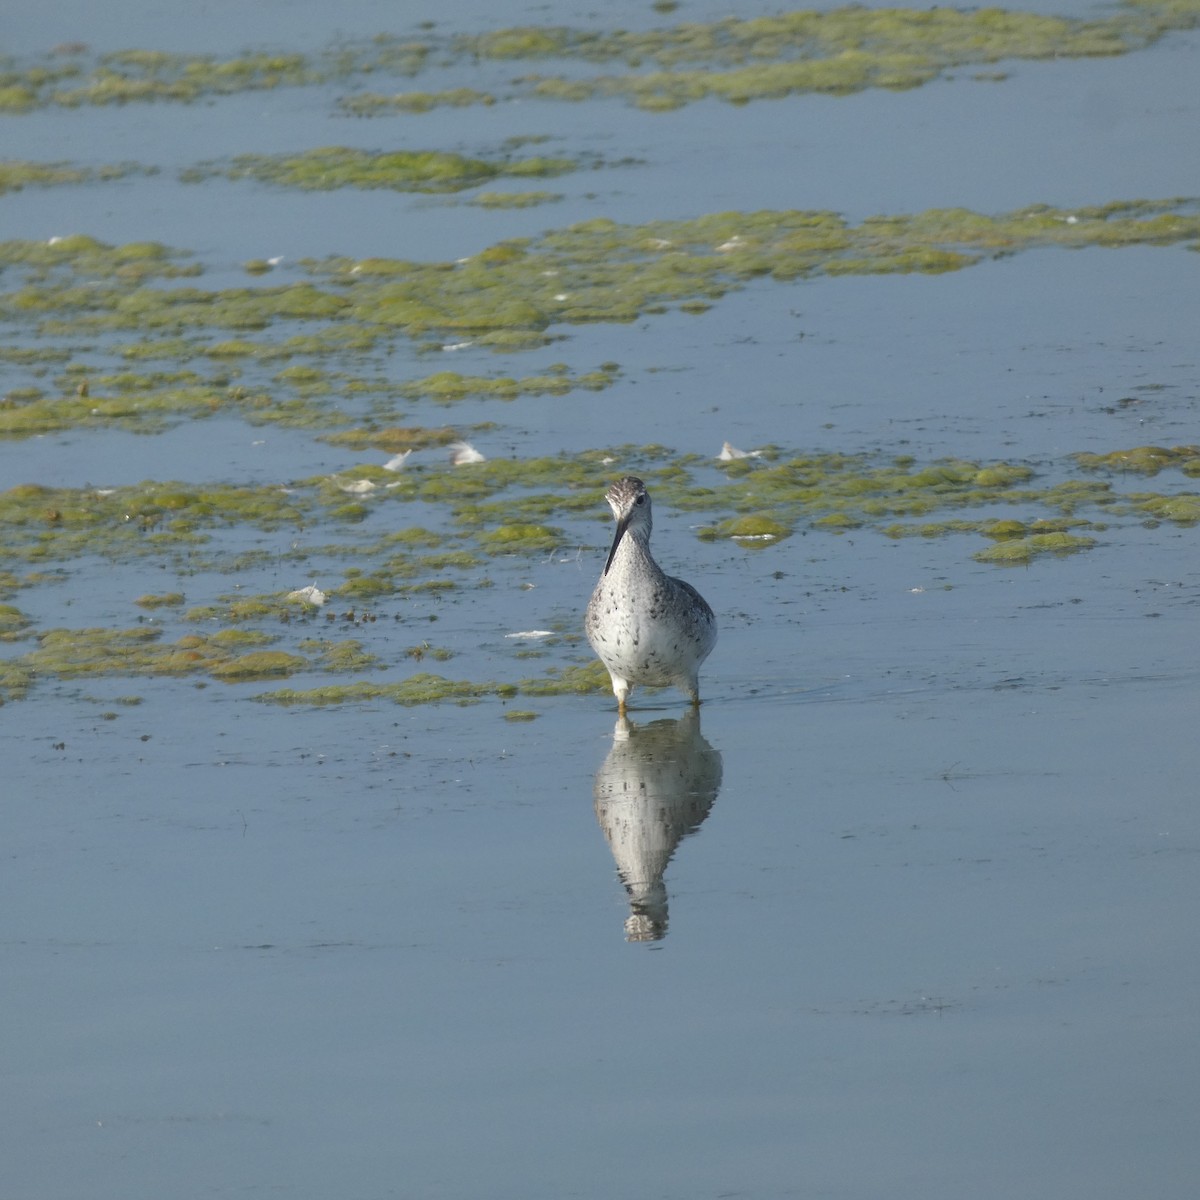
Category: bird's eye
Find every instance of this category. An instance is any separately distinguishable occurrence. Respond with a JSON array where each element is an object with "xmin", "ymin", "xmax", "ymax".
[{"xmin": 635, "ymin": 493, "xmax": 646, "ymax": 505}]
